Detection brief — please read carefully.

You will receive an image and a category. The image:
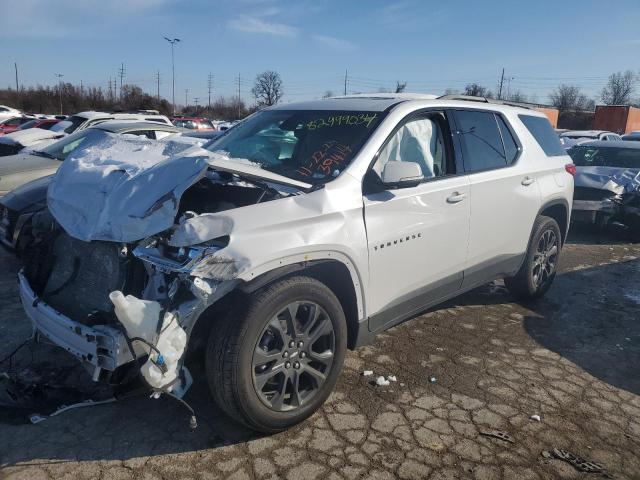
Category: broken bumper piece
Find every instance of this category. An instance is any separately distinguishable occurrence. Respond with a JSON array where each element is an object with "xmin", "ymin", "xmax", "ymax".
[
  {"xmin": 18, "ymin": 270, "xmax": 133, "ymax": 374},
  {"xmin": 571, "ymin": 199, "xmax": 619, "ymax": 223}
]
